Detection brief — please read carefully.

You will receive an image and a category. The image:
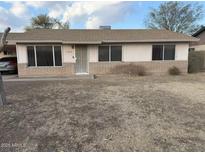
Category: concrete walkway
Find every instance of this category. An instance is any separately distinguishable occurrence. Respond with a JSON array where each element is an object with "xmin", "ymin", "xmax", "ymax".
[{"xmin": 2, "ymin": 74, "xmax": 94, "ymax": 82}]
